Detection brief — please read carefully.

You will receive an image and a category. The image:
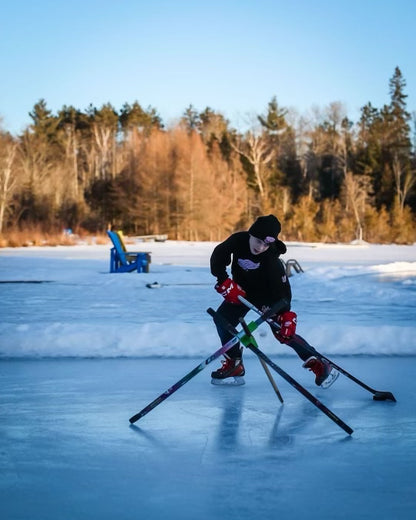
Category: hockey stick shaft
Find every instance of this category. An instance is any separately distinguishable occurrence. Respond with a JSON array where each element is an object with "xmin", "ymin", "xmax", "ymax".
[
  {"xmin": 129, "ymin": 335, "xmax": 240, "ymax": 424},
  {"xmin": 258, "ymin": 358, "xmax": 284, "ymax": 403},
  {"xmin": 129, "ymin": 299, "xmax": 288, "ymax": 424},
  {"xmin": 239, "ymin": 296, "xmax": 396, "ymax": 402}
]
